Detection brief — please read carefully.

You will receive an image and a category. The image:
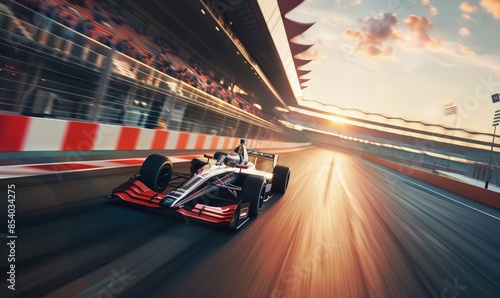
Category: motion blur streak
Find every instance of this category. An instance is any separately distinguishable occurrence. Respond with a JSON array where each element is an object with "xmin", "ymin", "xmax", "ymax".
[
  {"xmin": 160, "ymin": 148, "xmax": 500, "ymax": 298},
  {"xmin": 0, "ymin": 148, "xmax": 499, "ymax": 297}
]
